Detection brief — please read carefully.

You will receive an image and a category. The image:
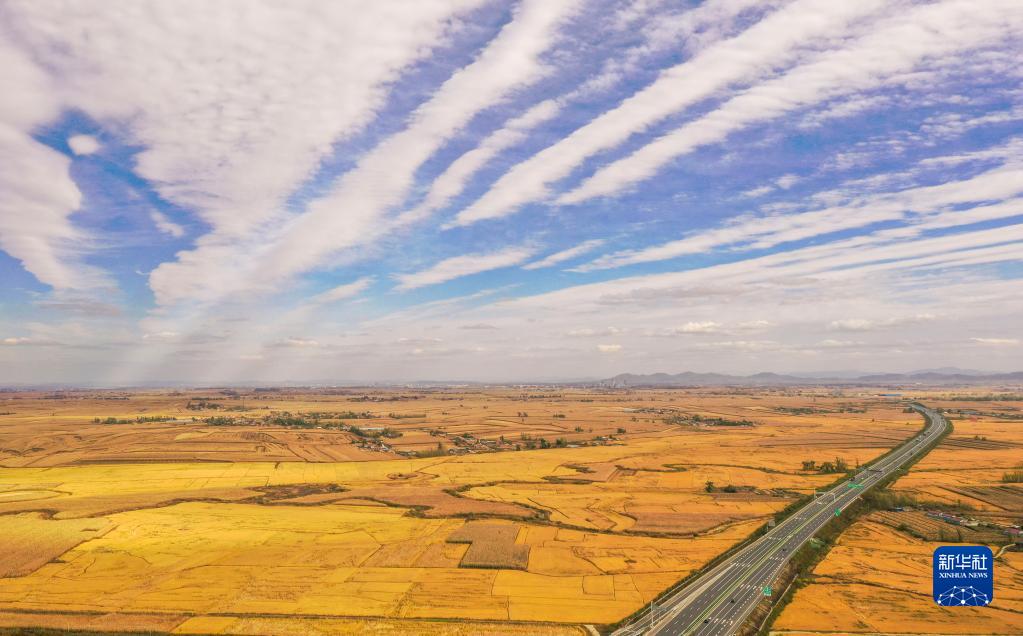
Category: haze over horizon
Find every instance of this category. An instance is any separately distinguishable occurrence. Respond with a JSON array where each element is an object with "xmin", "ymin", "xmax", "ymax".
[{"xmin": 2, "ymin": 0, "xmax": 1022, "ymax": 385}]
